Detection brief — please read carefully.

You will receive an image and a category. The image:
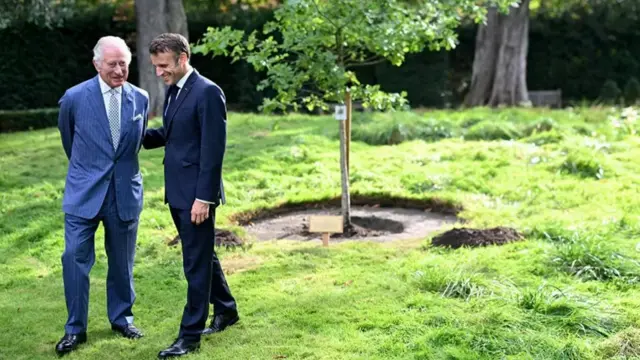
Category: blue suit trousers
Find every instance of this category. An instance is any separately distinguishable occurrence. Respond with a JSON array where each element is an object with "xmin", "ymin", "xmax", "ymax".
[{"xmin": 61, "ymin": 178, "xmax": 138, "ymax": 334}]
